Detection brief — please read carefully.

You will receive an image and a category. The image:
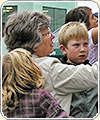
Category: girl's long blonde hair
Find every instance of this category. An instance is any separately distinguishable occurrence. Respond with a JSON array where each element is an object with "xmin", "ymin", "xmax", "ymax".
[{"xmin": 2, "ymin": 48, "xmax": 44, "ymax": 111}]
